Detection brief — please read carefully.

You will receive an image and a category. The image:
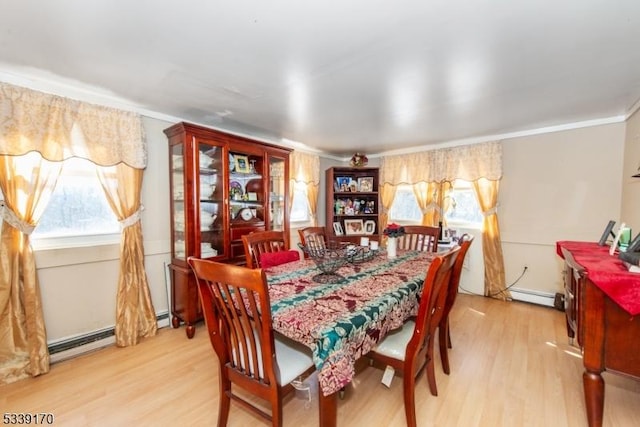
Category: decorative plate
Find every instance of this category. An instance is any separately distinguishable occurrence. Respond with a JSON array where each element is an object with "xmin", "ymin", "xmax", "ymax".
[{"xmin": 230, "ymin": 180, "xmax": 243, "ymax": 196}]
